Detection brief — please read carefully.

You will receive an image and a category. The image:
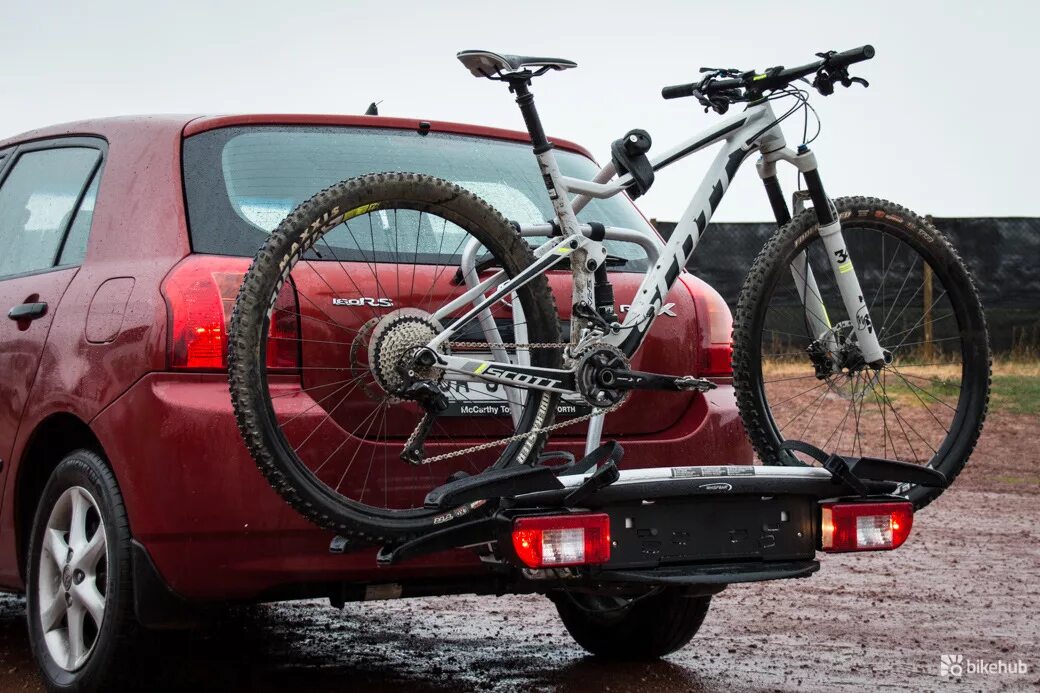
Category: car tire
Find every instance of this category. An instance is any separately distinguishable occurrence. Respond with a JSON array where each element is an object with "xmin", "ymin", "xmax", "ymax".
[
  {"xmin": 552, "ymin": 588, "xmax": 711, "ymax": 659},
  {"xmin": 26, "ymin": 450, "xmax": 138, "ymax": 692}
]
